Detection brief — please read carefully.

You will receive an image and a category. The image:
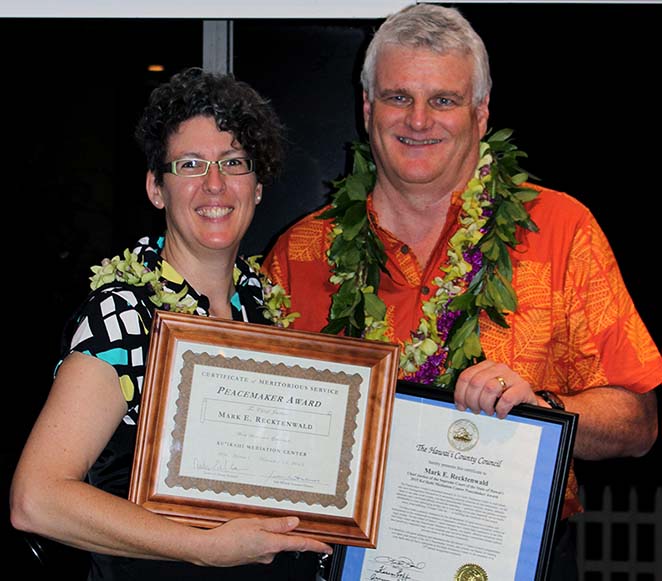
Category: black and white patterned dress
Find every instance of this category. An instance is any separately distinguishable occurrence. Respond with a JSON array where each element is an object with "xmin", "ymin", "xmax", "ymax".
[{"xmin": 59, "ymin": 235, "xmax": 318, "ymax": 580}]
